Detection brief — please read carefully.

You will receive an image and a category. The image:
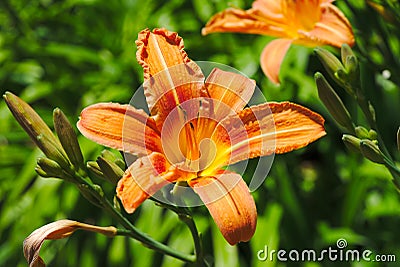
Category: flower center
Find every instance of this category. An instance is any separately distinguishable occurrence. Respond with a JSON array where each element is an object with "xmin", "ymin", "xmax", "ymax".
[
  {"xmin": 161, "ymin": 101, "xmax": 225, "ymax": 178},
  {"xmin": 284, "ymin": 0, "xmax": 321, "ymax": 36},
  {"xmin": 178, "ymin": 118, "xmax": 218, "ymax": 174}
]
